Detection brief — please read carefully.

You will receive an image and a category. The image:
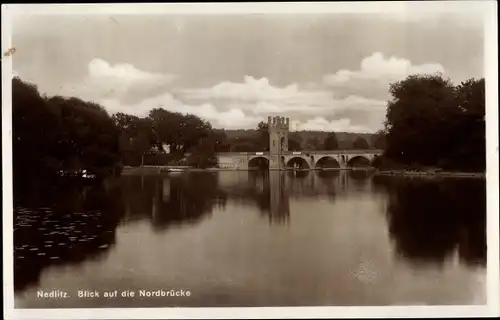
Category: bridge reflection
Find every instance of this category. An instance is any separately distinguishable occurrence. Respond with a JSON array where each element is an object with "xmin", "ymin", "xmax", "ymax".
[
  {"xmin": 248, "ymin": 171, "xmax": 290, "ymax": 224},
  {"xmin": 218, "ymin": 170, "xmax": 375, "ymax": 224},
  {"xmin": 216, "ymin": 171, "xmax": 486, "ymax": 267}
]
